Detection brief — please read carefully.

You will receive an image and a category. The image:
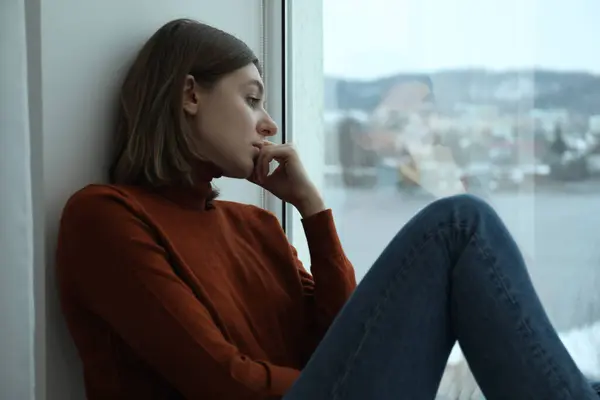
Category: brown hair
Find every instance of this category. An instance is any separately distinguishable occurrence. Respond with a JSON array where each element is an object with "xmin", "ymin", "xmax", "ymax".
[{"xmin": 108, "ymin": 18, "xmax": 261, "ymax": 188}]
